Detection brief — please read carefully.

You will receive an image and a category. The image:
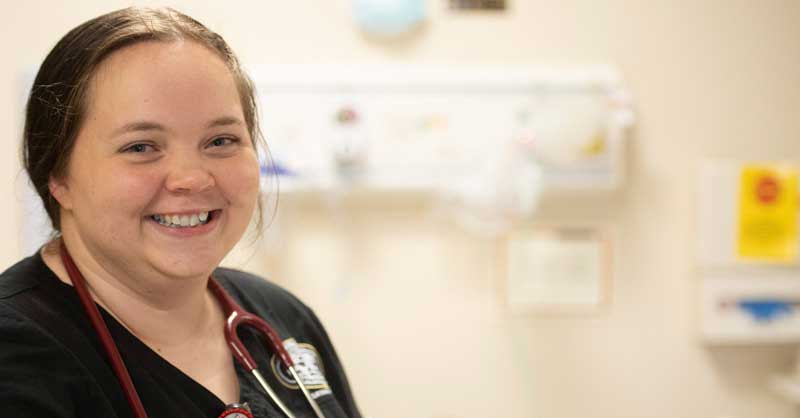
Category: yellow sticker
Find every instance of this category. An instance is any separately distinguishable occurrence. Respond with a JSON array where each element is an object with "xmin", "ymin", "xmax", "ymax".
[{"xmin": 737, "ymin": 165, "xmax": 798, "ymax": 263}]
